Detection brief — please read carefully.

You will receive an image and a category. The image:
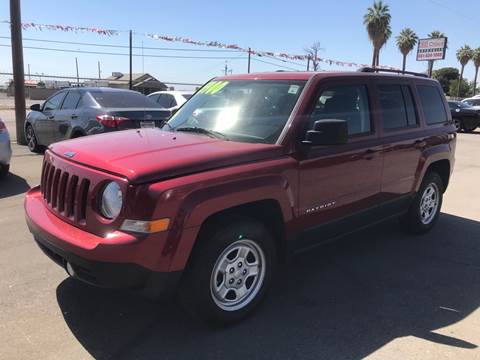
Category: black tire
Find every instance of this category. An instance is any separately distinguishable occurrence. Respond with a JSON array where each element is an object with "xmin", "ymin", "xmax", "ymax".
[
  {"xmin": 179, "ymin": 216, "xmax": 276, "ymax": 325},
  {"xmin": 0, "ymin": 164, "xmax": 9, "ymax": 179},
  {"xmin": 463, "ymin": 123, "xmax": 477, "ymax": 133},
  {"xmin": 402, "ymin": 172, "xmax": 444, "ymax": 234},
  {"xmin": 25, "ymin": 124, "xmax": 42, "ymax": 153}
]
